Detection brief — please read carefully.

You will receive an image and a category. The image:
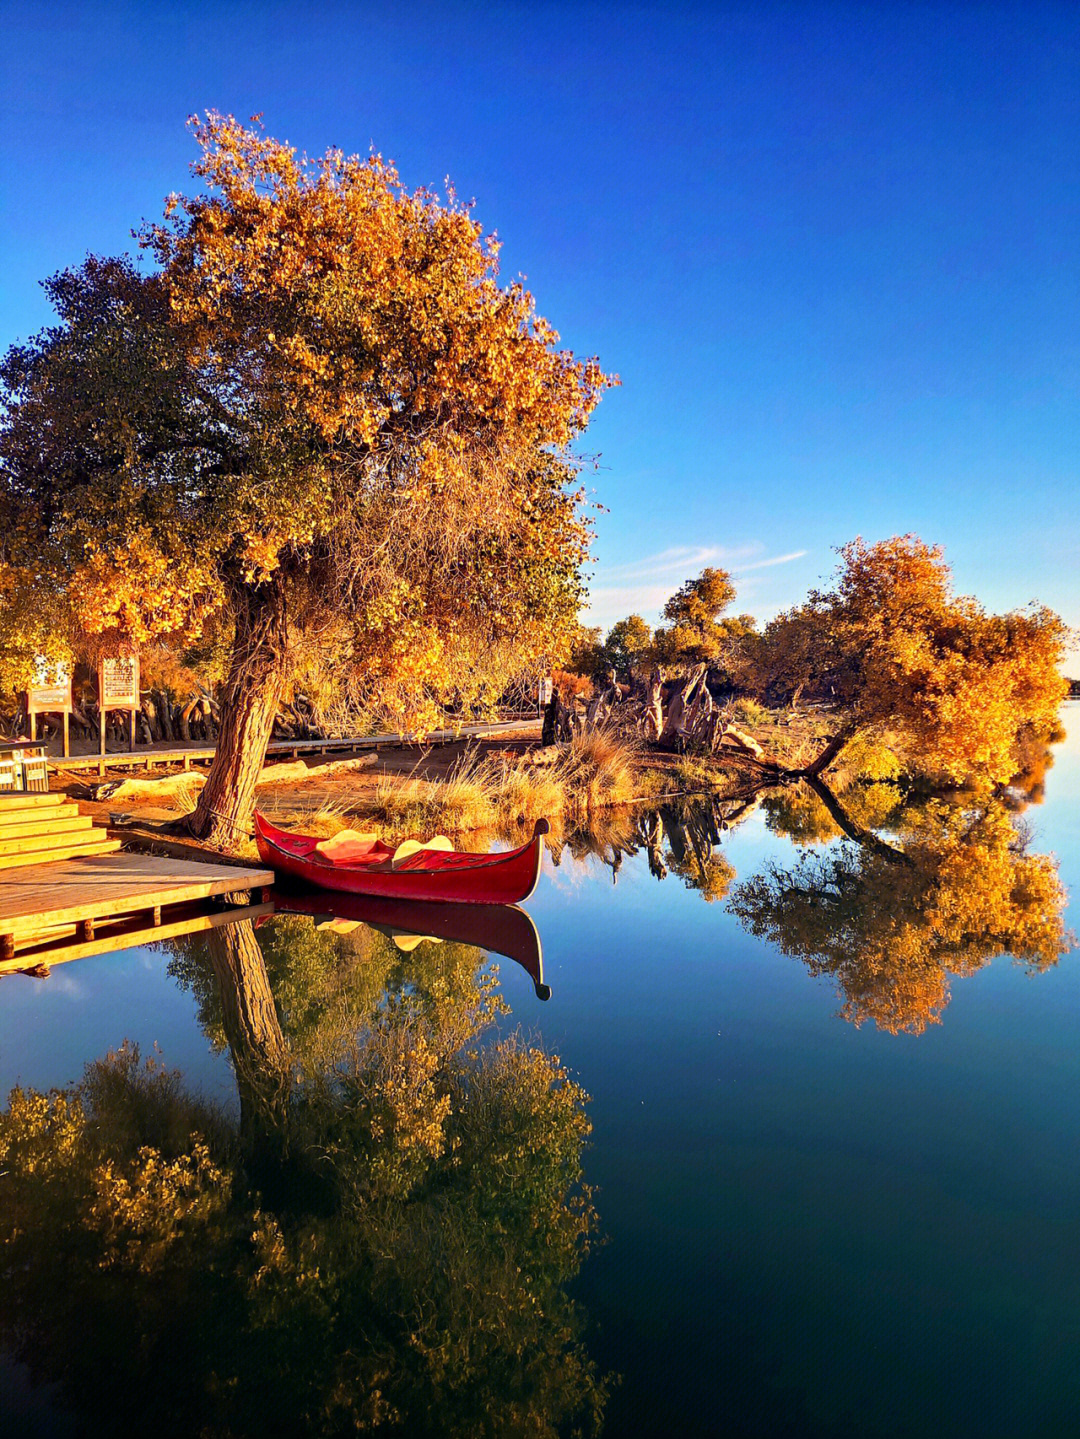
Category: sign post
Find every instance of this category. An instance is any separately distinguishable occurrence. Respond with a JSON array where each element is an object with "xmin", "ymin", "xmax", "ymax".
[
  {"xmin": 538, "ymin": 675, "xmax": 554, "ymax": 717},
  {"xmin": 98, "ymin": 652, "xmax": 140, "ymax": 775},
  {"xmin": 23, "ymin": 658, "xmax": 73, "ymax": 758}
]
